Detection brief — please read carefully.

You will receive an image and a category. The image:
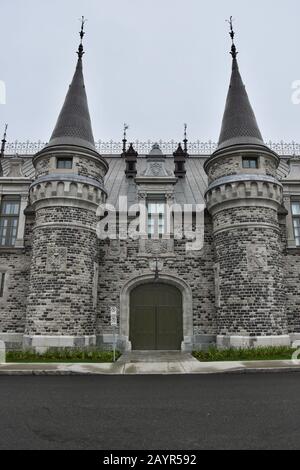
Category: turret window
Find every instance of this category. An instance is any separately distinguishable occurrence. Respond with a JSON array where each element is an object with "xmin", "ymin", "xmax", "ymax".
[
  {"xmin": 242, "ymin": 157, "xmax": 258, "ymax": 169},
  {"xmin": 291, "ymin": 202, "xmax": 300, "ymax": 247},
  {"xmin": 0, "ymin": 196, "xmax": 20, "ymax": 246},
  {"xmin": 56, "ymin": 157, "xmax": 73, "ymax": 169}
]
